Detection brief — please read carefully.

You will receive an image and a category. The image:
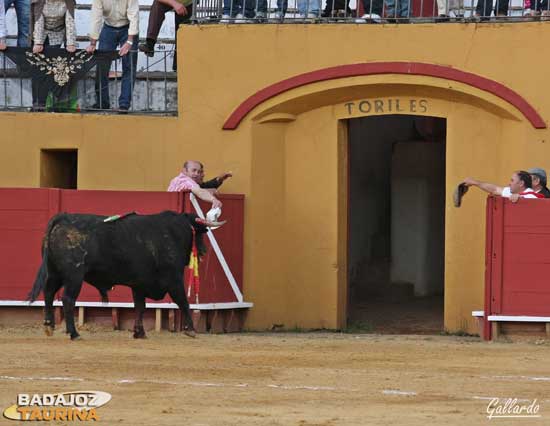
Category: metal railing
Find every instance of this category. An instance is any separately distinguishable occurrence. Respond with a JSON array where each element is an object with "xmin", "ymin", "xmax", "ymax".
[
  {"xmin": 0, "ymin": 48, "xmax": 177, "ymax": 115},
  {"xmin": 190, "ymin": 0, "xmax": 550, "ymax": 22}
]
